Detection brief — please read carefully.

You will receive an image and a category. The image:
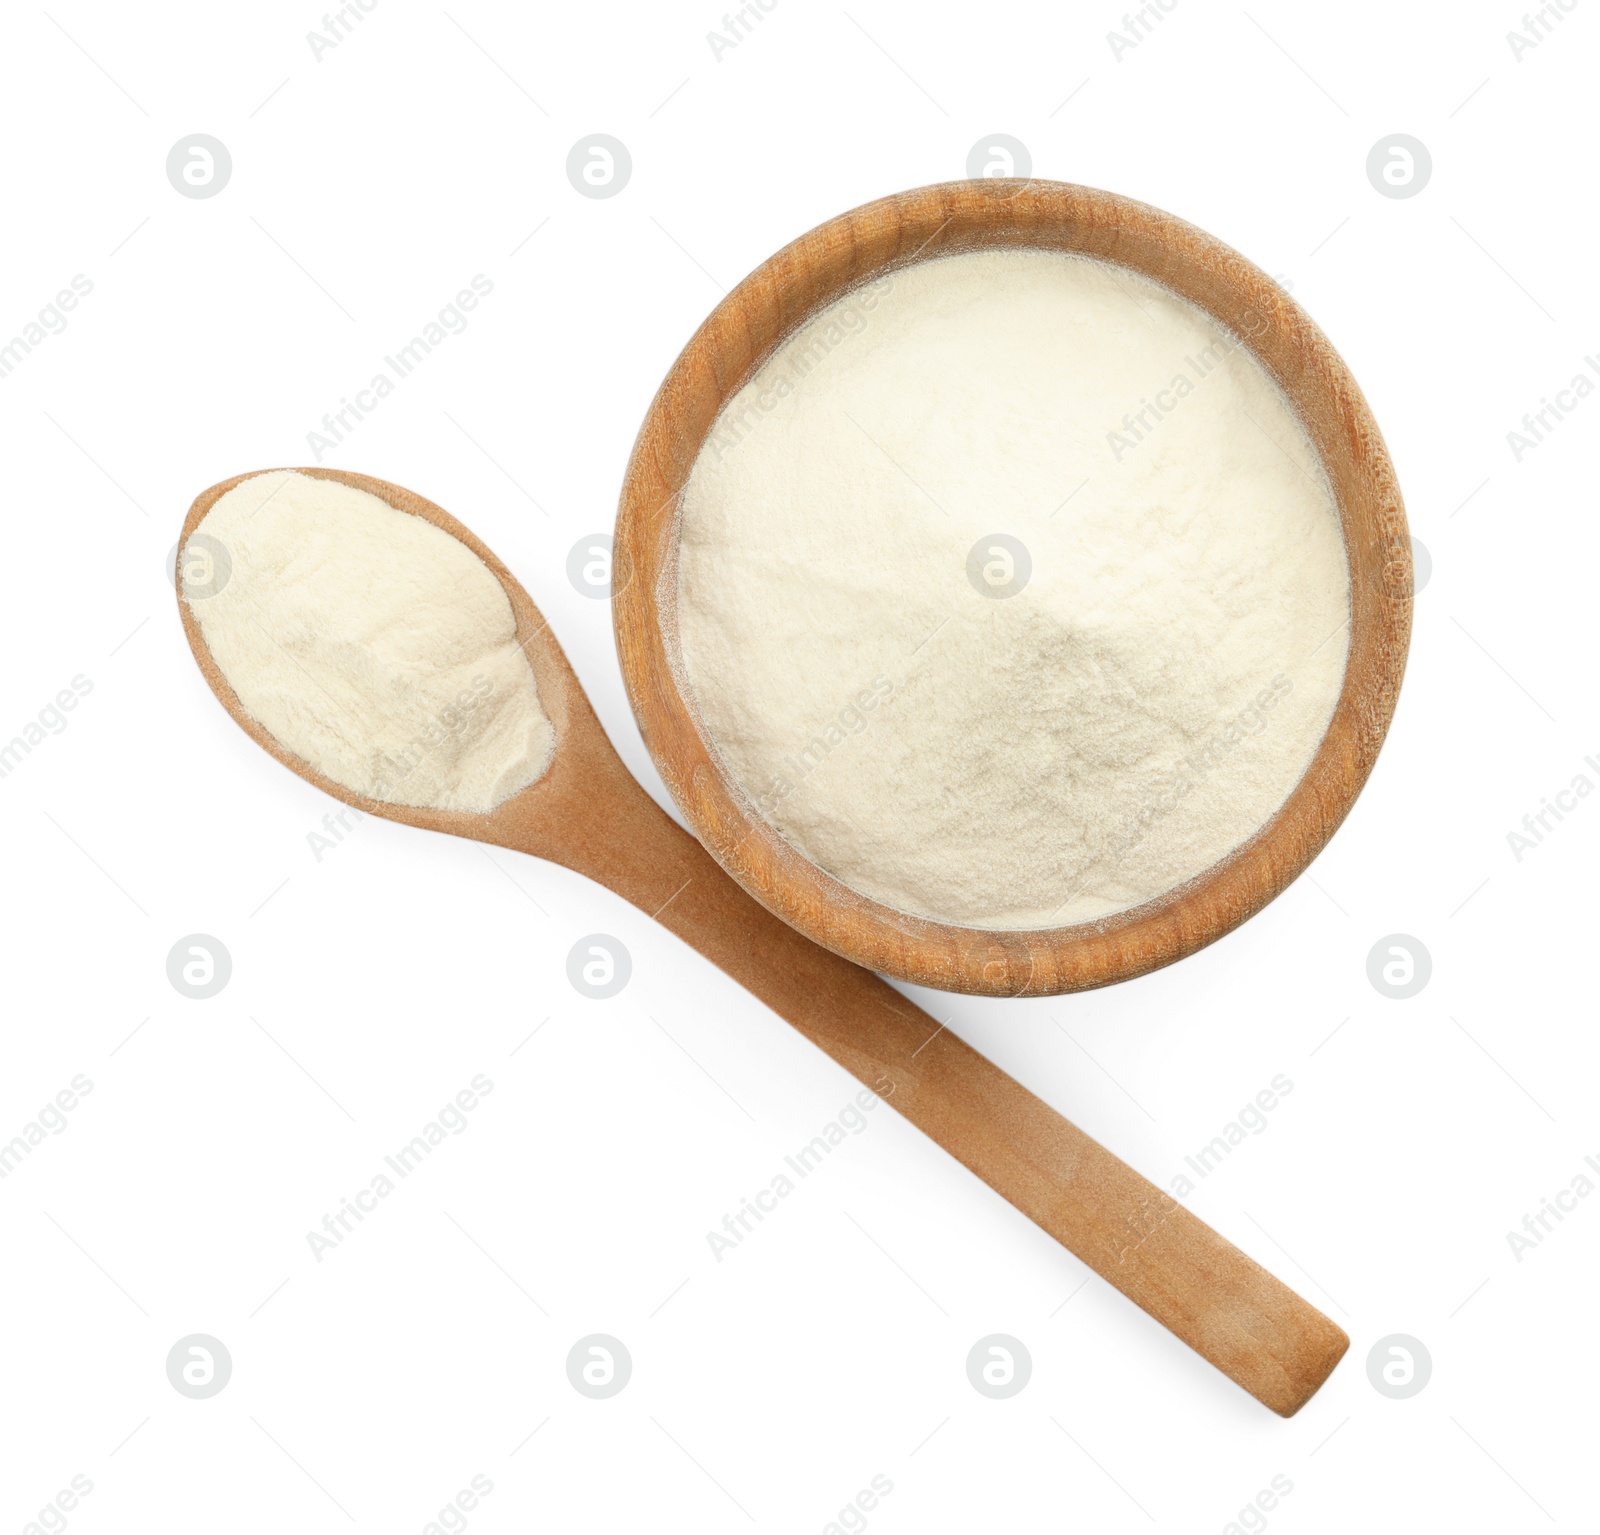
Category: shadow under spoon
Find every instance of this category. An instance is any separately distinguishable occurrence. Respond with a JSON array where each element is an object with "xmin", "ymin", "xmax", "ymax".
[{"xmin": 177, "ymin": 465, "xmax": 1348, "ymax": 1416}]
